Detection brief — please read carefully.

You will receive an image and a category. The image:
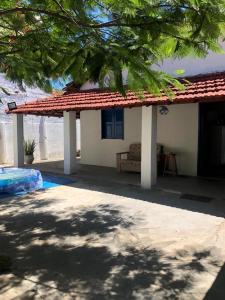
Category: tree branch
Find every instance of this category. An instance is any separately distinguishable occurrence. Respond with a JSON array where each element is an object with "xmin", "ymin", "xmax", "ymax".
[
  {"xmin": 0, "ymin": 6, "xmax": 178, "ymax": 29},
  {"xmin": 0, "ymin": 49, "xmax": 21, "ymax": 56}
]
